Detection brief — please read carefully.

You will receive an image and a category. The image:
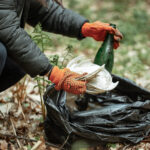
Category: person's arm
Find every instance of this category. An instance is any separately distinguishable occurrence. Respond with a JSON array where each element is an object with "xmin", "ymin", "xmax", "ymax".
[
  {"xmin": 27, "ymin": 0, "xmax": 123, "ymax": 48},
  {"xmin": 0, "ymin": 0, "xmax": 52, "ymax": 77},
  {"xmin": 27, "ymin": 0, "xmax": 89, "ymax": 39}
]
